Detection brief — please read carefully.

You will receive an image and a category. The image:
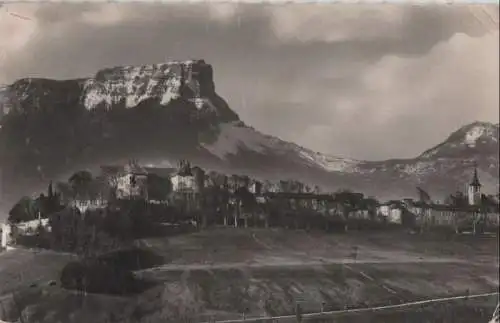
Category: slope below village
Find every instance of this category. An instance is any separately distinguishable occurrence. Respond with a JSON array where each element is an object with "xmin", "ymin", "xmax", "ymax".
[{"xmin": 0, "ymin": 228, "xmax": 498, "ymax": 323}]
